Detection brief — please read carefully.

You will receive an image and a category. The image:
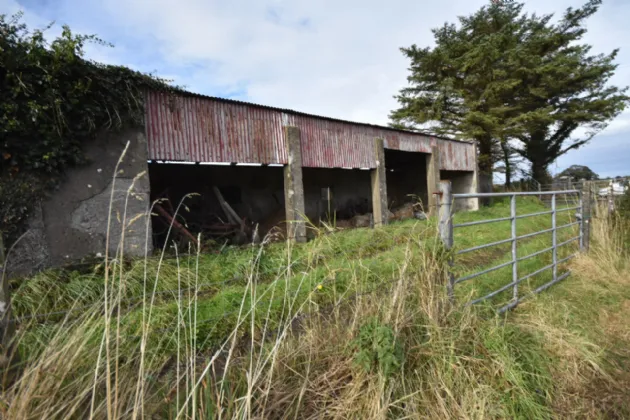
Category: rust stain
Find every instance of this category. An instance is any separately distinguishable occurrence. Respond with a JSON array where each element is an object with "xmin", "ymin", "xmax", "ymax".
[{"xmin": 144, "ymin": 91, "xmax": 475, "ymax": 171}]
